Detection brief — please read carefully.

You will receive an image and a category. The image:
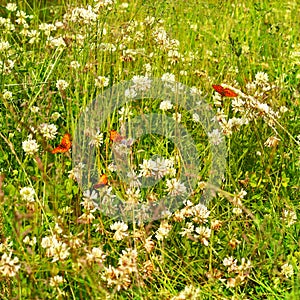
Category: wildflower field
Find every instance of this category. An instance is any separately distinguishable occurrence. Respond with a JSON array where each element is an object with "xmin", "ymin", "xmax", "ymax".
[{"xmin": 0, "ymin": 0, "xmax": 299, "ymax": 299}]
